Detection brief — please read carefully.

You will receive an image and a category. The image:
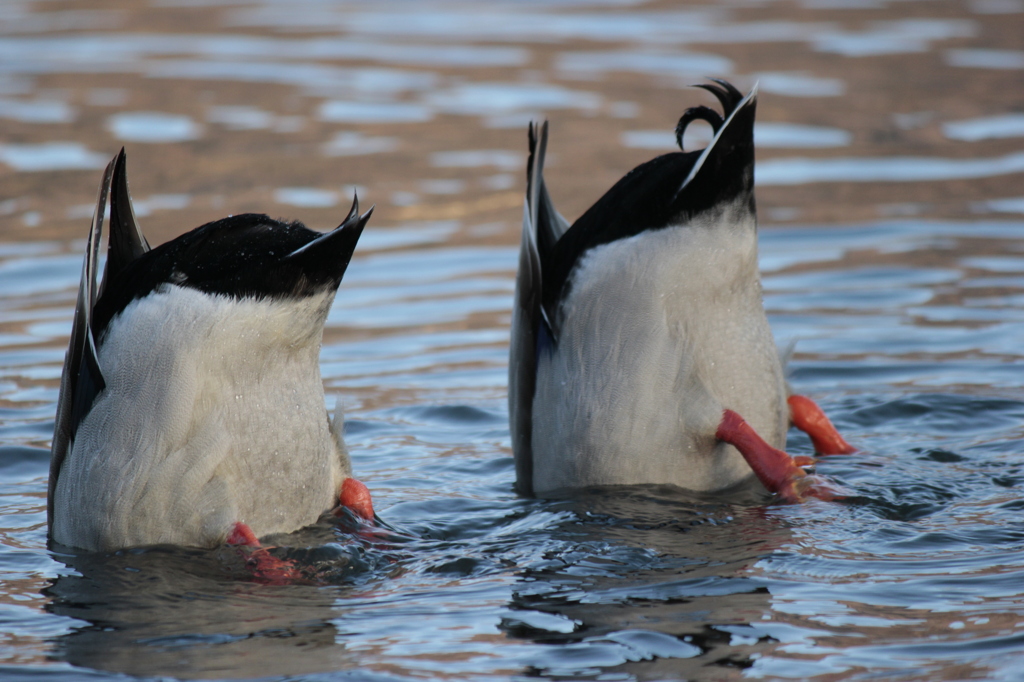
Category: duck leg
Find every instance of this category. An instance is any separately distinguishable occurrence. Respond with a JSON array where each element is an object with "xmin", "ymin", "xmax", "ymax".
[
  {"xmin": 787, "ymin": 395, "xmax": 855, "ymax": 455},
  {"xmin": 225, "ymin": 480, "xmax": 376, "ymax": 583},
  {"xmin": 336, "ymin": 478, "xmax": 375, "ymax": 521},
  {"xmin": 226, "ymin": 522, "xmax": 304, "ymax": 584},
  {"xmin": 716, "ymin": 409, "xmax": 842, "ymax": 503}
]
